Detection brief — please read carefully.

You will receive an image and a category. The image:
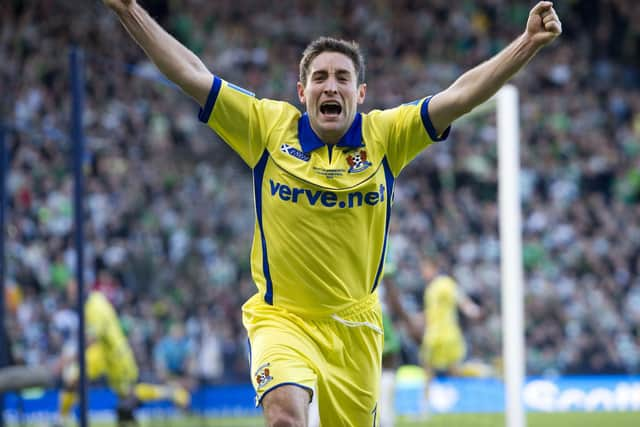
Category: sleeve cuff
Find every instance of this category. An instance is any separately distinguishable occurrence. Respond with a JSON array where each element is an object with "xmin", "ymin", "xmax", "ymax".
[
  {"xmin": 420, "ymin": 96, "xmax": 451, "ymax": 141},
  {"xmin": 198, "ymin": 76, "xmax": 223, "ymax": 123}
]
